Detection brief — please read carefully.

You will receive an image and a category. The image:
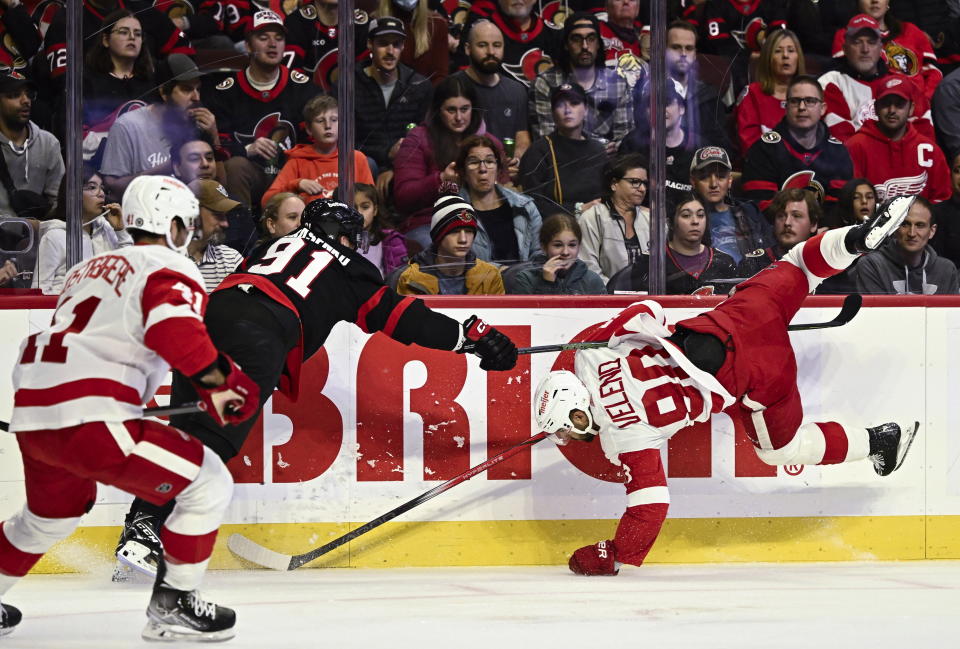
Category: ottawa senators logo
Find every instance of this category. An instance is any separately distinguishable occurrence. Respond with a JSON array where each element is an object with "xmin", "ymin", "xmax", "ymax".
[
  {"xmin": 761, "ymin": 131, "xmax": 781, "ymax": 144},
  {"xmin": 540, "ymin": 0, "xmax": 568, "ymax": 27},
  {"xmin": 234, "ymin": 112, "xmax": 296, "ymax": 150},
  {"xmin": 884, "ymin": 42, "xmax": 919, "ymax": 77},
  {"xmin": 290, "ymin": 69, "xmax": 310, "ymax": 84},
  {"xmin": 216, "ymin": 76, "xmax": 235, "ymax": 90},
  {"xmin": 503, "ymin": 48, "xmax": 554, "ymax": 85},
  {"xmin": 781, "ymin": 170, "xmax": 824, "ymax": 204},
  {"xmin": 313, "ymin": 49, "xmax": 338, "ymax": 92}
]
